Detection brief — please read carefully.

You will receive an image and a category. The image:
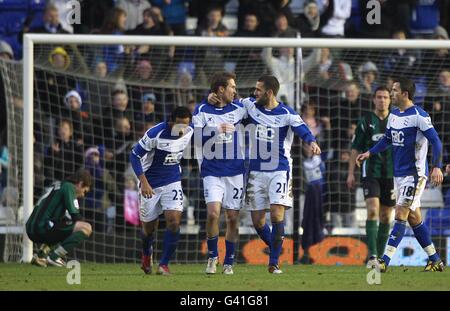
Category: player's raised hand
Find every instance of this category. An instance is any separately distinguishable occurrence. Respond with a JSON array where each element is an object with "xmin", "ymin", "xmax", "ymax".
[
  {"xmin": 208, "ymin": 92, "xmax": 220, "ymax": 105},
  {"xmin": 310, "ymin": 141, "xmax": 321, "ymax": 155},
  {"xmin": 430, "ymin": 167, "xmax": 443, "ymax": 186},
  {"xmin": 356, "ymin": 151, "xmax": 370, "ymax": 167},
  {"xmin": 140, "ymin": 179, "xmax": 155, "ymax": 198}
]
